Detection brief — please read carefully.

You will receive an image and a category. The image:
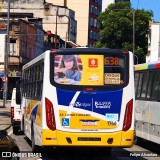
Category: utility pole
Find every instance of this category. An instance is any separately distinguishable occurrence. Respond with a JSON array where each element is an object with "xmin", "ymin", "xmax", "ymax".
[
  {"xmin": 113, "ymin": 9, "xmax": 138, "ymax": 64},
  {"xmin": 55, "ymin": 8, "xmax": 58, "ymax": 48},
  {"xmin": 3, "ymin": 0, "xmax": 10, "ymax": 107},
  {"xmin": 132, "ymin": 10, "xmax": 135, "ymax": 55},
  {"xmin": 132, "ymin": 10, "xmax": 138, "ymax": 64}
]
